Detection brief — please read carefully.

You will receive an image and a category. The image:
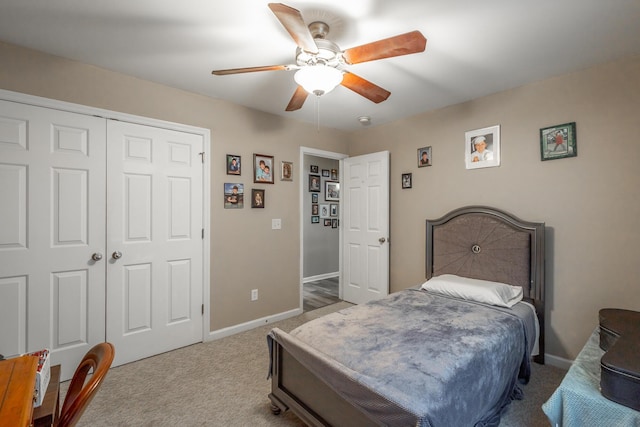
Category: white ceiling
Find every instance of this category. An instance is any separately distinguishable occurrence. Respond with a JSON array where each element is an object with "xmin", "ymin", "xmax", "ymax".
[{"xmin": 1, "ymin": 0, "xmax": 639, "ymax": 131}]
